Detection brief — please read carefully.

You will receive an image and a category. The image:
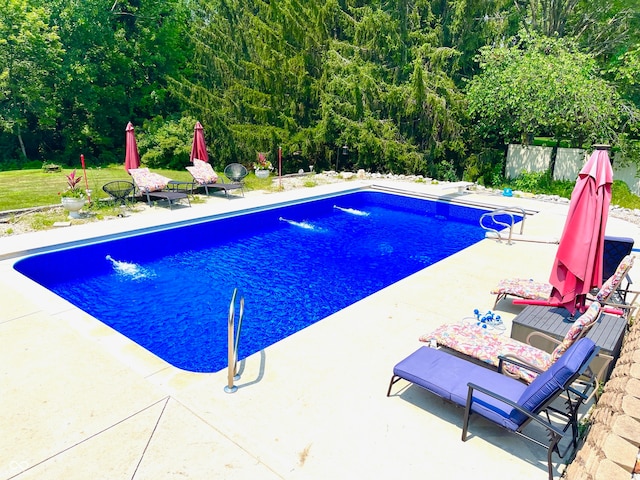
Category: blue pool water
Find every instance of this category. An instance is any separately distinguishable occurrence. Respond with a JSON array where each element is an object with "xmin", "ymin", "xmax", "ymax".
[{"xmin": 14, "ymin": 191, "xmax": 514, "ymax": 372}]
